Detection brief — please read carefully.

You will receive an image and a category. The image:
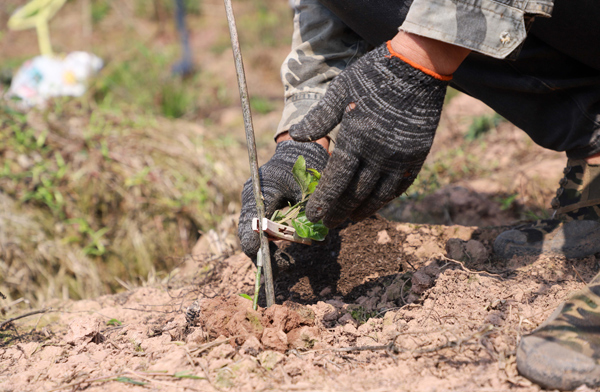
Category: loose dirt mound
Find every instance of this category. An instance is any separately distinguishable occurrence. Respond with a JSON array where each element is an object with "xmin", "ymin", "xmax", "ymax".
[{"xmin": 2, "ymin": 215, "xmax": 597, "ymax": 391}]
